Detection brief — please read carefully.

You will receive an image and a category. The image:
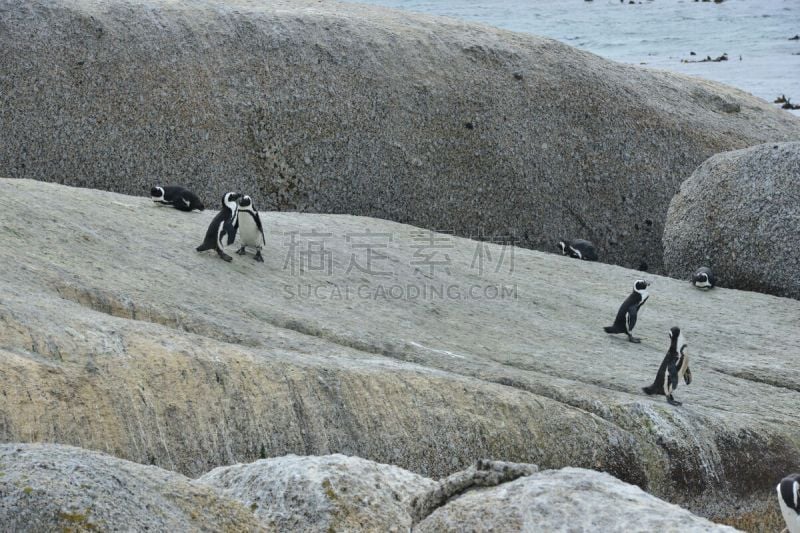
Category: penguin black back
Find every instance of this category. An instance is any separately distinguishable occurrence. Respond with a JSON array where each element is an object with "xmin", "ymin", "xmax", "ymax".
[
  {"xmin": 692, "ymin": 266, "xmax": 716, "ymax": 289},
  {"xmin": 151, "ymin": 185, "xmax": 205, "ymax": 211},
  {"xmin": 777, "ymin": 473, "xmax": 800, "ymax": 533},
  {"xmin": 643, "ymin": 326, "xmax": 691, "ymax": 406},
  {"xmin": 196, "ymin": 192, "xmax": 240, "ymax": 262},
  {"xmin": 557, "ymin": 238, "xmax": 598, "ymax": 261},
  {"xmin": 603, "ymin": 279, "xmax": 650, "ymax": 343}
]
